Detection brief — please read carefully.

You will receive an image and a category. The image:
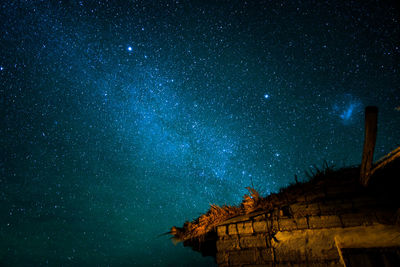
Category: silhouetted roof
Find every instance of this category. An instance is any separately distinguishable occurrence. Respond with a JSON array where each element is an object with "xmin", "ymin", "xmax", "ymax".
[{"xmin": 170, "ymin": 146, "xmax": 400, "ymax": 255}]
